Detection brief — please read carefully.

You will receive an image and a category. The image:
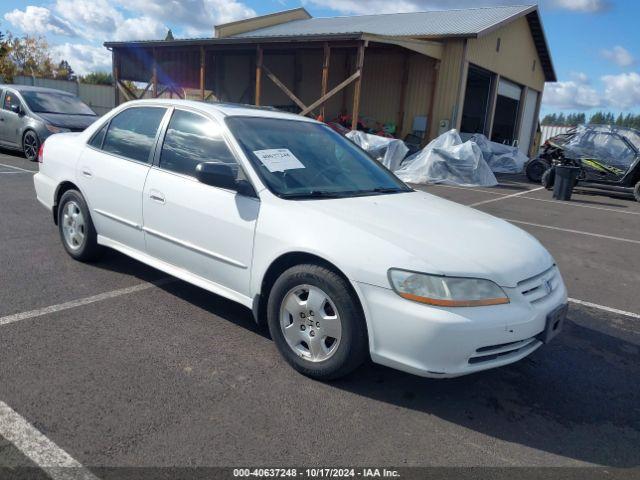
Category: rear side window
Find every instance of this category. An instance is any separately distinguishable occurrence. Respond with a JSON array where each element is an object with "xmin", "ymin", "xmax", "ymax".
[
  {"xmin": 159, "ymin": 109, "xmax": 236, "ymax": 177},
  {"xmin": 102, "ymin": 107, "xmax": 166, "ymax": 163},
  {"xmin": 3, "ymin": 91, "xmax": 20, "ymax": 111}
]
